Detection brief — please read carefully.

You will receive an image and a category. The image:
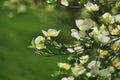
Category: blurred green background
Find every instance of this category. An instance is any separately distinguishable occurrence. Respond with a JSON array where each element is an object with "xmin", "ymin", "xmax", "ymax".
[{"xmin": 0, "ymin": 0, "xmax": 80, "ymax": 80}]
